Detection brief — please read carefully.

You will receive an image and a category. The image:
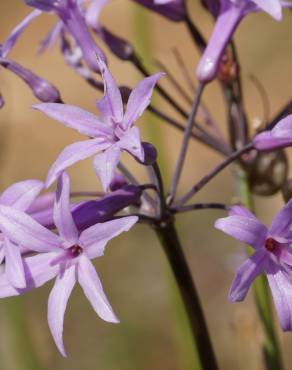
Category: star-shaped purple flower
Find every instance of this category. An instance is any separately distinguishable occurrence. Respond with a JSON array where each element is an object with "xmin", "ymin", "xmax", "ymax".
[
  {"xmin": 253, "ymin": 115, "xmax": 292, "ymax": 151},
  {"xmin": 197, "ymin": 0, "xmax": 291, "ymax": 83},
  {"xmin": 0, "ymin": 179, "xmax": 44, "ymax": 288},
  {"xmin": 0, "ymin": 172, "xmax": 138, "ymax": 355},
  {"xmin": 33, "ymin": 58, "xmax": 163, "ymax": 191},
  {"xmin": 215, "ymin": 201, "xmax": 292, "ymax": 330}
]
